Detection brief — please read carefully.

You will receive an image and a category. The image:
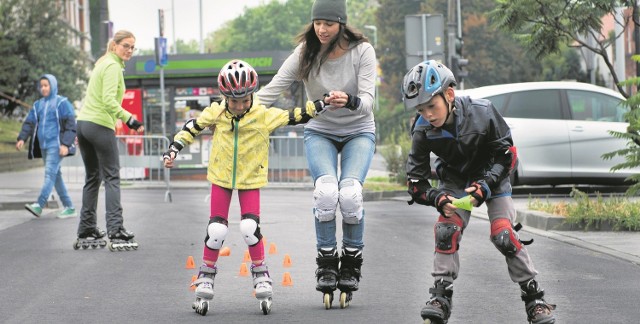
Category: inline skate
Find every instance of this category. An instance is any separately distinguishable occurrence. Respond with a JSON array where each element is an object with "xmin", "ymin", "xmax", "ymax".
[
  {"xmin": 336, "ymin": 247, "xmax": 363, "ymax": 309},
  {"xmin": 421, "ymin": 279, "xmax": 453, "ymax": 324},
  {"xmin": 520, "ymin": 279, "xmax": 556, "ymax": 324},
  {"xmin": 250, "ymin": 263, "xmax": 273, "ymax": 315},
  {"xmin": 107, "ymin": 227, "xmax": 138, "ymax": 251},
  {"xmin": 73, "ymin": 227, "xmax": 107, "ymax": 250},
  {"xmin": 191, "ymin": 264, "xmax": 217, "ymax": 316},
  {"xmin": 315, "ymin": 247, "xmax": 339, "ymax": 309}
]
